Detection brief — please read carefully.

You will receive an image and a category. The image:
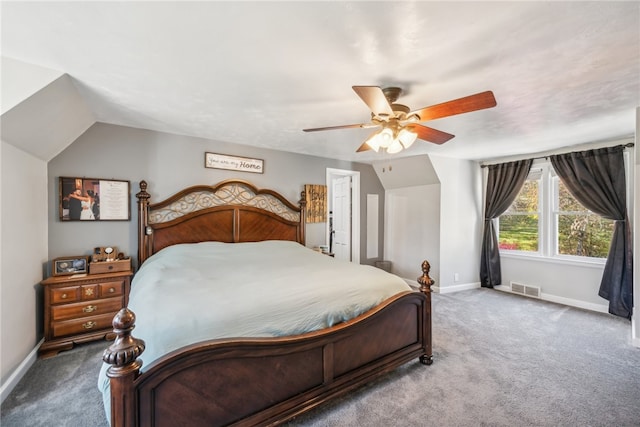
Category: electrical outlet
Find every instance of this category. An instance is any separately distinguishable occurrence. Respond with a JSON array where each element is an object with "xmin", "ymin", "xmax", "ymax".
[{"xmin": 454, "ymin": 273, "xmax": 459, "ymax": 282}]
